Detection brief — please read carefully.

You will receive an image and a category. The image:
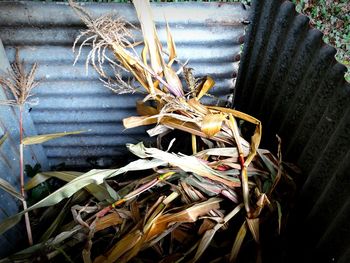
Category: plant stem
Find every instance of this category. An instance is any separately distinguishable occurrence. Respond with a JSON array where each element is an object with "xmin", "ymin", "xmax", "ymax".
[{"xmin": 19, "ymin": 105, "xmax": 33, "ymax": 246}]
